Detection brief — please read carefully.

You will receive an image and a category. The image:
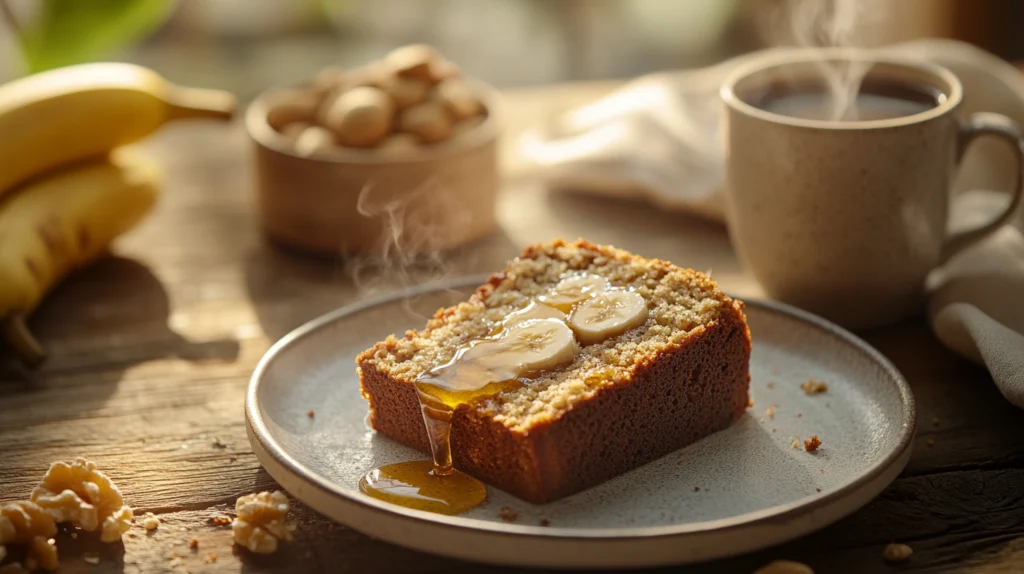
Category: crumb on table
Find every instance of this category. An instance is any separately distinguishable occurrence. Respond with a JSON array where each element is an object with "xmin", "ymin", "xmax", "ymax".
[
  {"xmin": 189, "ymin": 538, "xmax": 199, "ymax": 549},
  {"xmin": 498, "ymin": 507, "xmax": 518, "ymax": 522},
  {"xmin": 883, "ymin": 542, "xmax": 913, "ymax": 562},
  {"xmin": 204, "ymin": 553, "xmax": 218, "ymax": 564},
  {"xmin": 753, "ymin": 559, "xmax": 814, "ymax": 574},
  {"xmin": 766, "ymin": 407, "xmax": 775, "ymax": 418},
  {"xmin": 143, "ymin": 512, "xmax": 160, "ymax": 531},
  {"xmin": 210, "ymin": 516, "xmax": 232, "ymax": 526},
  {"xmin": 693, "ymin": 486, "xmax": 700, "ymax": 492},
  {"xmin": 791, "ymin": 440, "xmax": 799, "ymax": 449},
  {"xmin": 925, "ymin": 438, "xmax": 935, "ymax": 447},
  {"xmin": 804, "ymin": 436, "xmax": 822, "ymax": 453},
  {"xmin": 539, "ymin": 519, "xmax": 550, "ymax": 527},
  {"xmin": 307, "ymin": 410, "xmax": 315, "ymax": 418},
  {"xmin": 767, "ymin": 382, "xmax": 775, "ymax": 389},
  {"xmin": 801, "ymin": 379, "xmax": 829, "ymax": 394}
]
